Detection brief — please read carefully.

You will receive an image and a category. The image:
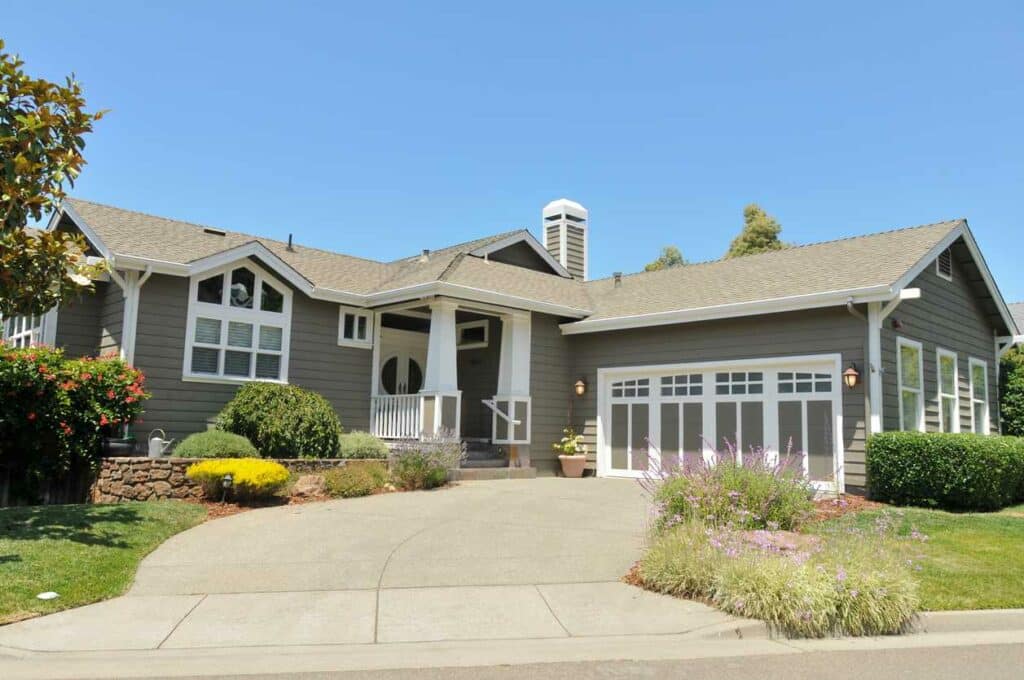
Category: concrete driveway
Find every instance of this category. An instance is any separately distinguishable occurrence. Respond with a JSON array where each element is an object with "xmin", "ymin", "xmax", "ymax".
[{"xmin": 0, "ymin": 479, "xmax": 744, "ymax": 653}]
